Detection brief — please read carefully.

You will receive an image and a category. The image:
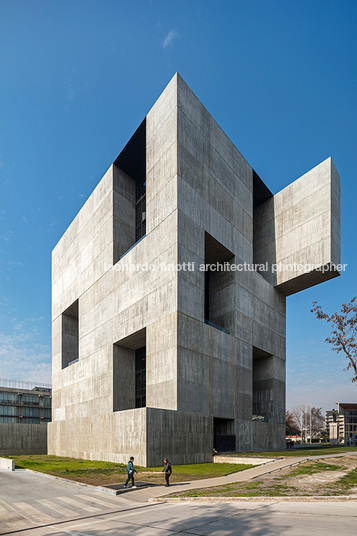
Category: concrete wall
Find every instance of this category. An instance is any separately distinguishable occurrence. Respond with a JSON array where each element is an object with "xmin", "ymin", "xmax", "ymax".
[
  {"xmin": 0, "ymin": 423, "xmax": 47, "ymax": 456},
  {"xmin": 49, "ymin": 75, "xmax": 179, "ymax": 466},
  {"xmin": 176, "ymin": 74, "xmax": 286, "ymax": 452}
]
